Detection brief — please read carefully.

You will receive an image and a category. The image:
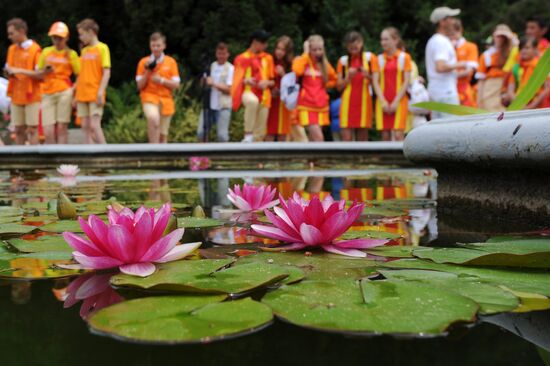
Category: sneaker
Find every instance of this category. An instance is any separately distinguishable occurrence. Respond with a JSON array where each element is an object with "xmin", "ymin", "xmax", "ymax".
[{"xmin": 241, "ymin": 134, "xmax": 254, "ymax": 143}]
